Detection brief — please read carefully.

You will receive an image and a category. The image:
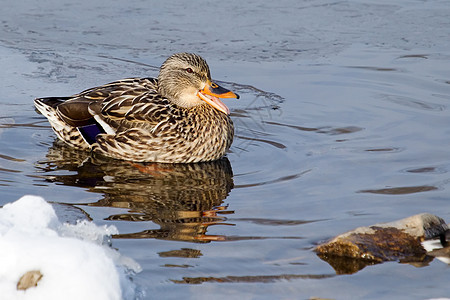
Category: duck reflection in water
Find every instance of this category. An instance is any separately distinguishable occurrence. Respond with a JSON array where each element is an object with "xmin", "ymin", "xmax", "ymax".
[{"xmin": 36, "ymin": 140, "xmax": 235, "ymax": 242}]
